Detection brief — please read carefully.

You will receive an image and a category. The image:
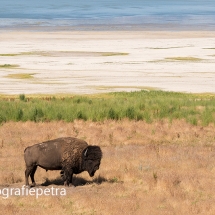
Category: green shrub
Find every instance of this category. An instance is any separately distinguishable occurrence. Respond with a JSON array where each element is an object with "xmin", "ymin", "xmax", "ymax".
[
  {"xmin": 31, "ymin": 108, "xmax": 44, "ymax": 122},
  {"xmin": 19, "ymin": 94, "xmax": 26, "ymax": 101},
  {"xmin": 76, "ymin": 111, "xmax": 87, "ymax": 120},
  {"xmin": 108, "ymin": 108, "xmax": 119, "ymax": 120},
  {"xmin": 0, "ymin": 115, "xmax": 6, "ymax": 124},
  {"xmin": 16, "ymin": 109, "xmax": 23, "ymax": 121},
  {"xmin": 125, "ymin": 107, "xmax": 135, "ymax": 119}
]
